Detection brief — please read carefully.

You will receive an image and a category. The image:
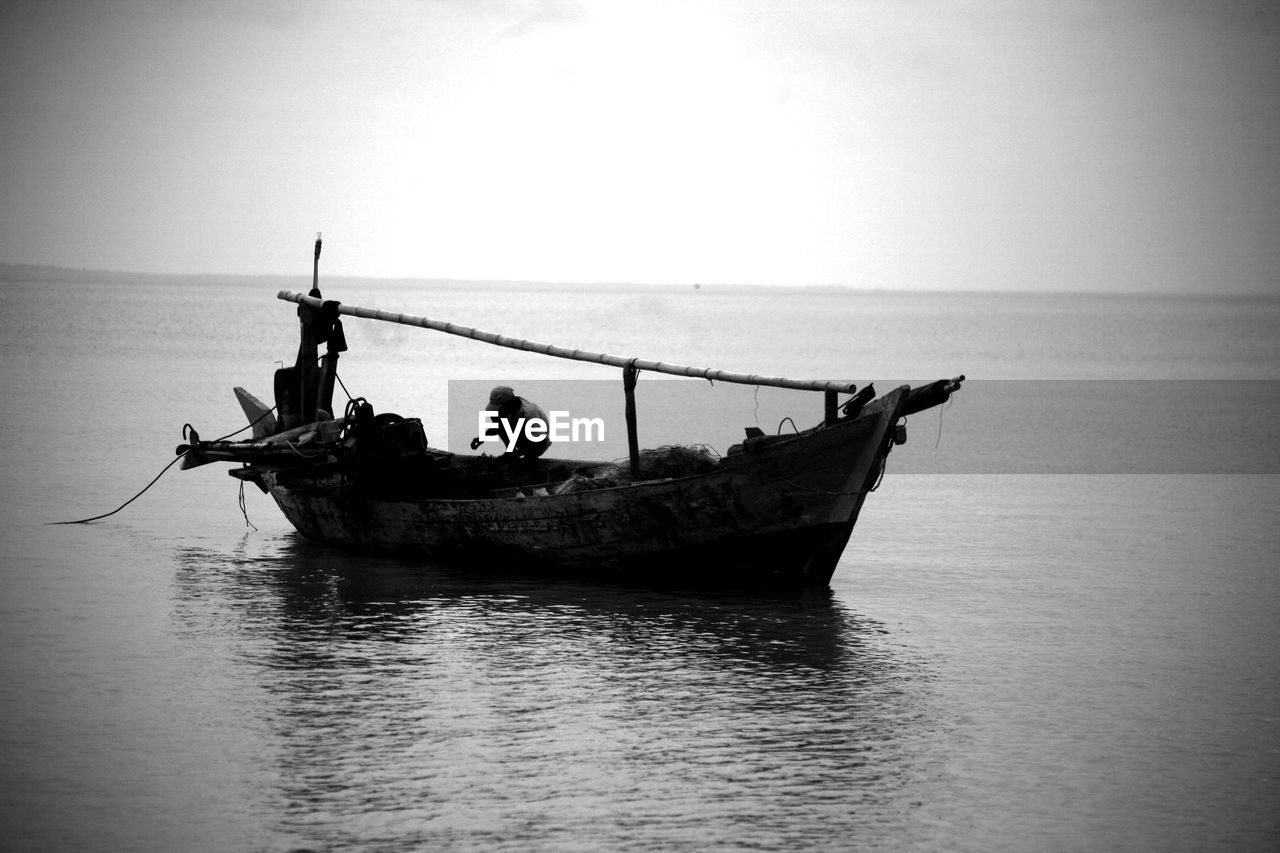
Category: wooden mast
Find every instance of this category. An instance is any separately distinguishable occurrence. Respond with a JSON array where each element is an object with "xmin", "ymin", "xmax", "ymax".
[
  {"xmin": 623, "ymin": 362, "xmax": 641, "ymax": 478},
  {"xmin": 277, "ymin": 290, "xmax": 859, "ymax": 394}
]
